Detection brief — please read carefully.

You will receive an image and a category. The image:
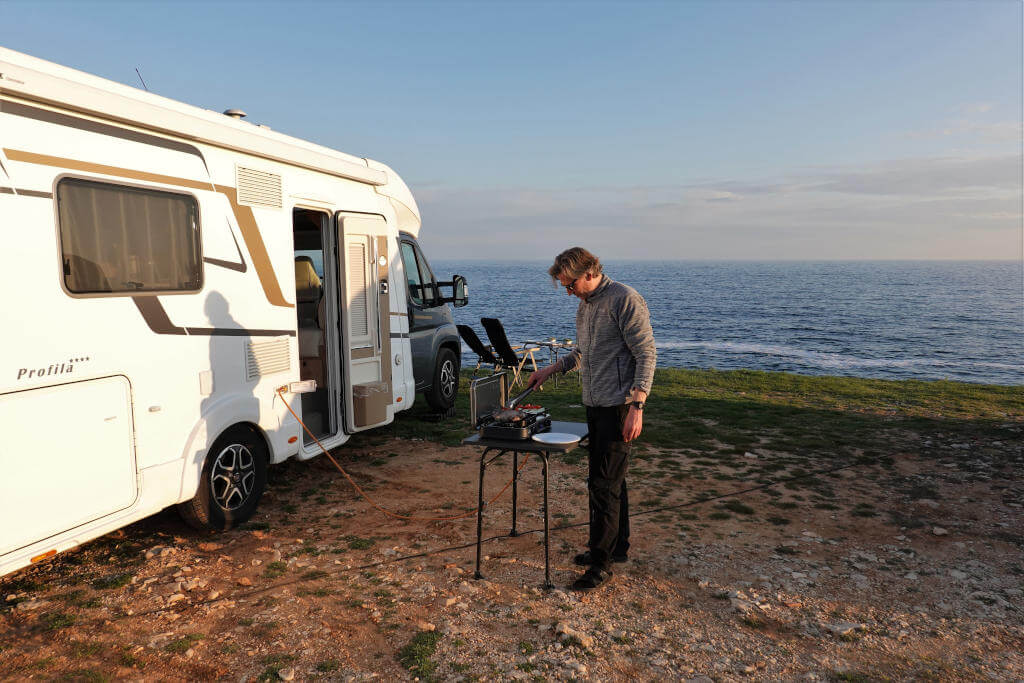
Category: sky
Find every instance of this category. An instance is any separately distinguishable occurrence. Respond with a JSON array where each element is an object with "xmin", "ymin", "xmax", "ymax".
[{"xmin": 1, "ymin": 0, "xmax": 1021, "ymax": 260}]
